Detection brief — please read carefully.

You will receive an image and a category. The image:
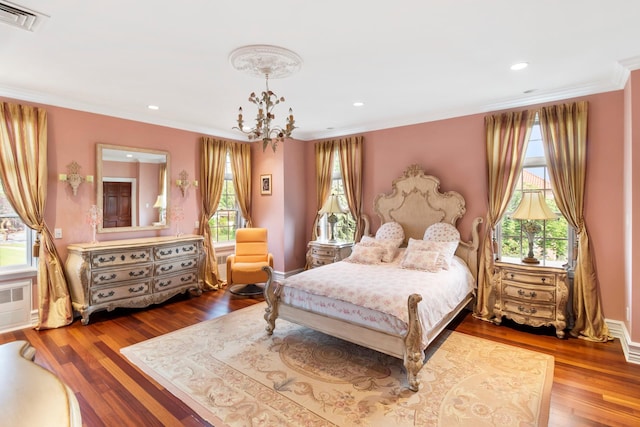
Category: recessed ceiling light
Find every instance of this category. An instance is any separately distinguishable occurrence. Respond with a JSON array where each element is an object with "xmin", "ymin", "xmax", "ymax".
[
  {"xmin": 147, "ymin": 105, "xmax": 159, "ymax": 110},
  {"xmin": 510, "ymin": 62, "xmax": 529, "ymax": 71},
  {"xmin": 353, "ymin": 102, "xmax": 364, "ymax": 107}
]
